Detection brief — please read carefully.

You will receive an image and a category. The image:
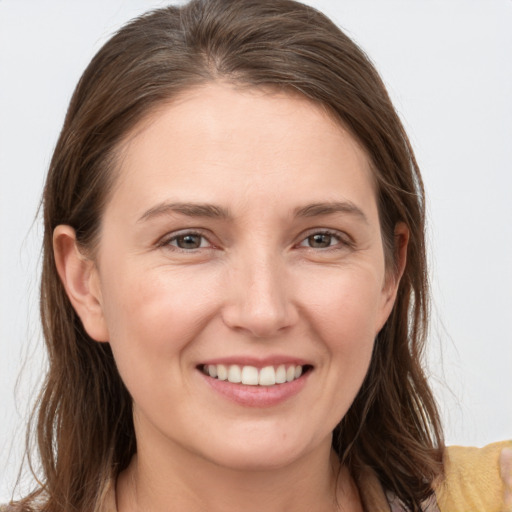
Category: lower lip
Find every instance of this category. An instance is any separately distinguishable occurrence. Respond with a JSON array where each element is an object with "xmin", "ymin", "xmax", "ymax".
[{"xmin": 200, "ymin": 370, "xmax": 310, "ymax": 407}]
